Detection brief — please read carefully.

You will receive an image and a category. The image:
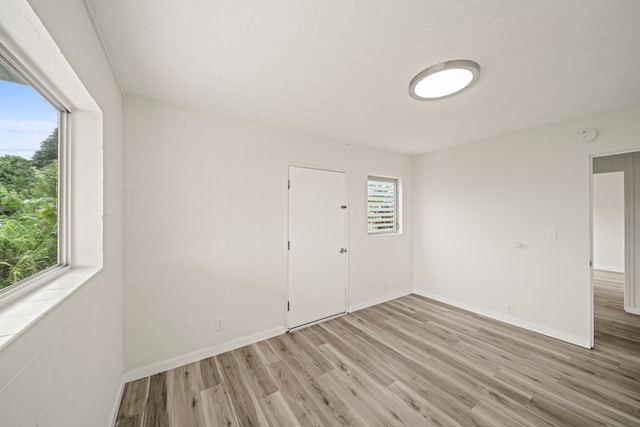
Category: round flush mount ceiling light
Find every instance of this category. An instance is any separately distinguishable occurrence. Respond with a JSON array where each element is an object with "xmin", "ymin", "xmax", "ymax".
[{"xmin": 409, "ymin": 60, "xmax": 480, "ymax": 101}]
